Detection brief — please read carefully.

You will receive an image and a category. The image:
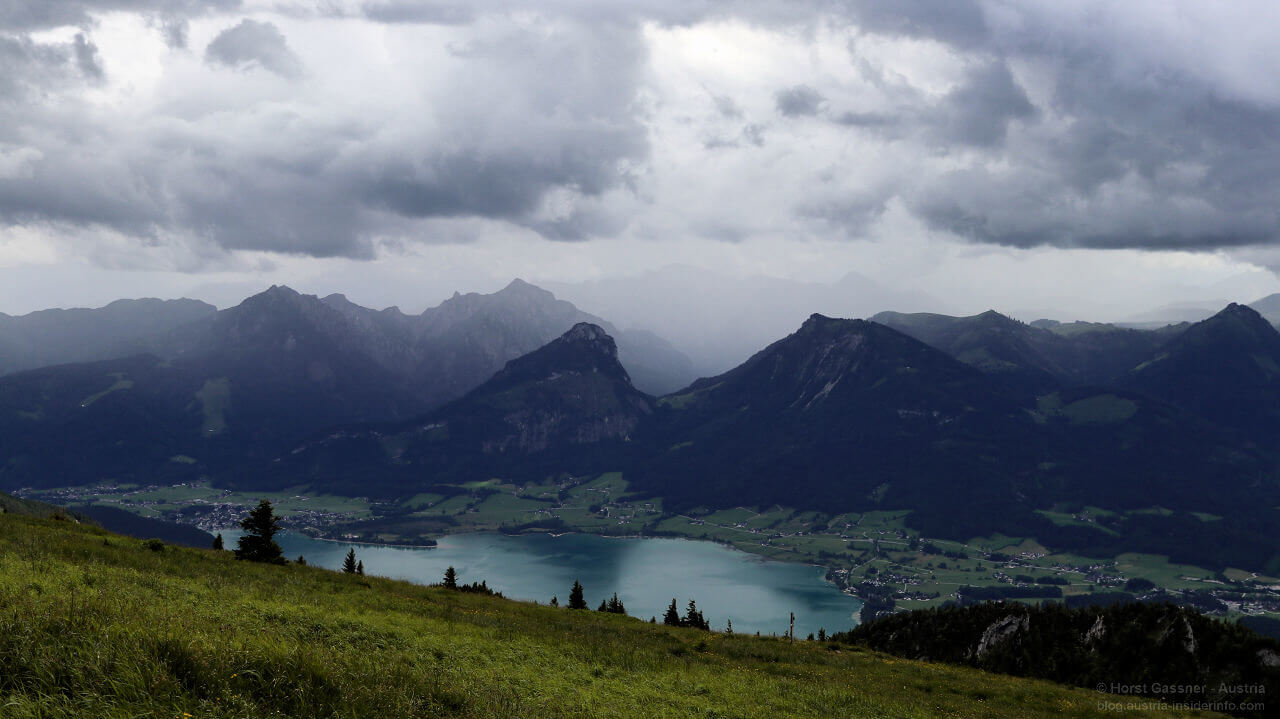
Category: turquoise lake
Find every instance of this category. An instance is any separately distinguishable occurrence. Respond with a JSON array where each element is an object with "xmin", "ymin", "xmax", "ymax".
[{"xmin": 222, "ymin": 530, "xmax": 862, "ymax": 637}]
